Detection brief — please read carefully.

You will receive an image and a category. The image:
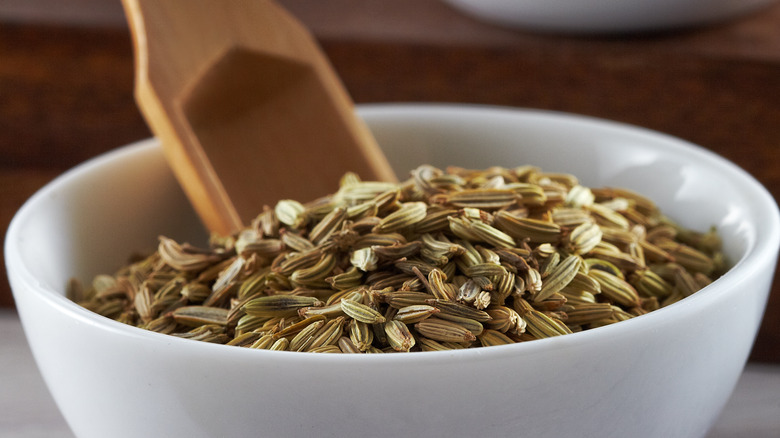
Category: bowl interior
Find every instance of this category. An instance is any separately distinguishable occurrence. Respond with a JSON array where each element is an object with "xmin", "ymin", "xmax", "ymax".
[
  {"xmin": 363, "ymin": 105, "xmax": 772, "ymax": 271},
  {"xmin": 7, "ymin": 140, "xmax": 204, "ymax": 297}
]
